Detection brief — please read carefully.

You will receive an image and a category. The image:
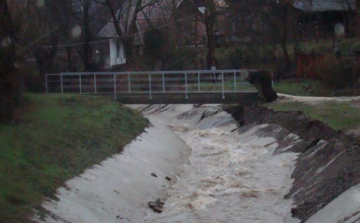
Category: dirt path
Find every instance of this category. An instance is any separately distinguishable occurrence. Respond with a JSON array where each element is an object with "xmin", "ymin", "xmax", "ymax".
[{"xmin": 277, "ymin": 93, "xmax": 360, "ymax": 103}]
